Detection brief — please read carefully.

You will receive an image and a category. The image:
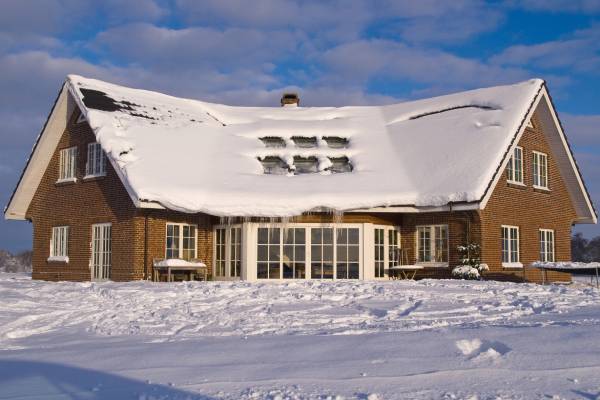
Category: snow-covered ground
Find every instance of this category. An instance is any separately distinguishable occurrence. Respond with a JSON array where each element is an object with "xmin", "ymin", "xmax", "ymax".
[{"xmin": 1, "ymin": 273, "xmax": 599, "ymax": 399}]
